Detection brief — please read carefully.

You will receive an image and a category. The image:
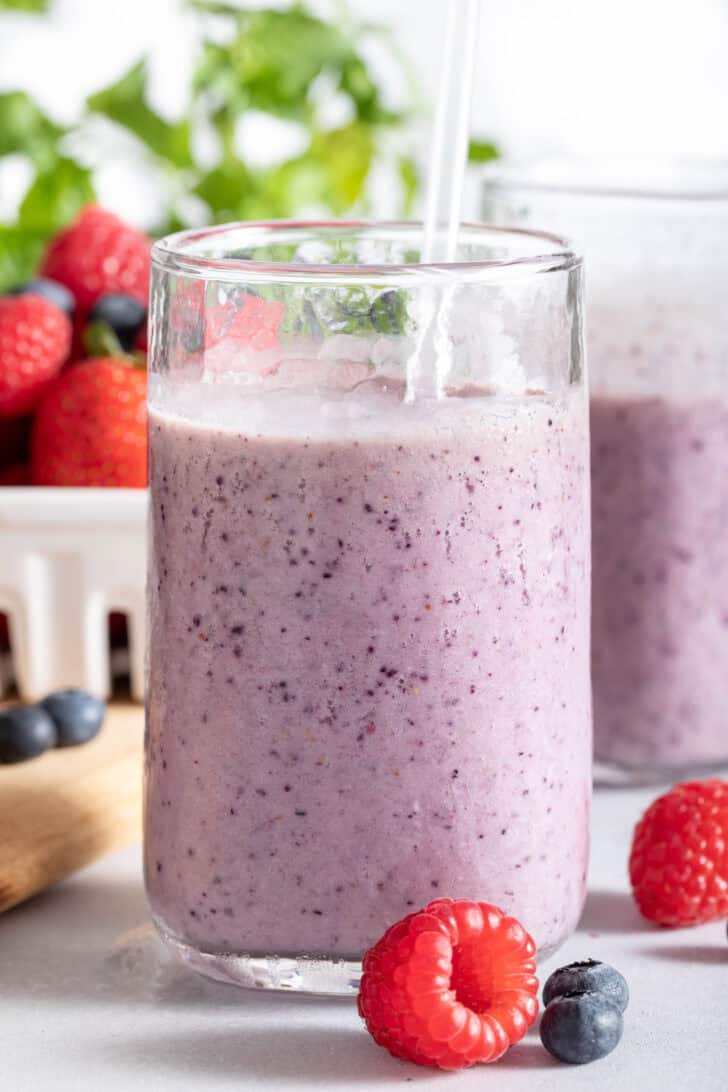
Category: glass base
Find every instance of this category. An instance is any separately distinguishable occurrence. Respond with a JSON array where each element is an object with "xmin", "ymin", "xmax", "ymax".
[
  {"xmin": 154, "ymin": 916, "xmax": 566, "ymax": 994},
  {"xmin": 154, "ymin": 919, "xmax": 362, "ymax": 995}
]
